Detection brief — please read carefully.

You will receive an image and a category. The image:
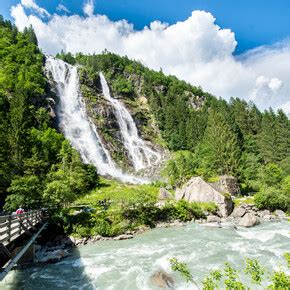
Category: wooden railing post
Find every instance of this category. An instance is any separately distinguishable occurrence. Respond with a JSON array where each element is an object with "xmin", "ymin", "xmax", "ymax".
[{"xmin": 7, "ymin": 215, "xmax": 11, "ymax": 244}]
